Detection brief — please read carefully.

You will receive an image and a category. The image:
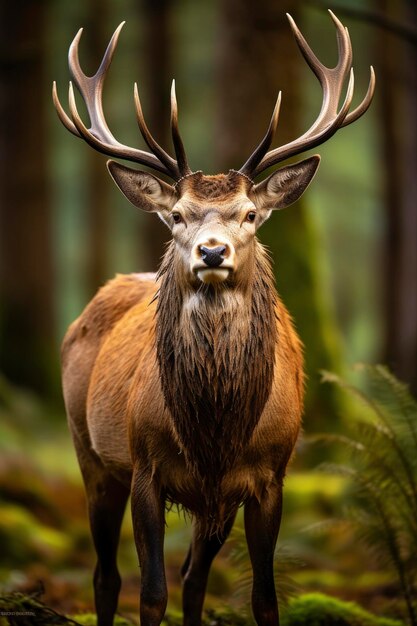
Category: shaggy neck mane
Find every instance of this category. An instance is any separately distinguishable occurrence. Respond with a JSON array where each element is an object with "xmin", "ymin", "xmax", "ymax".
[{"xmin": 156, "ymin": 240, "xmax": 277, "ymax": 514}]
